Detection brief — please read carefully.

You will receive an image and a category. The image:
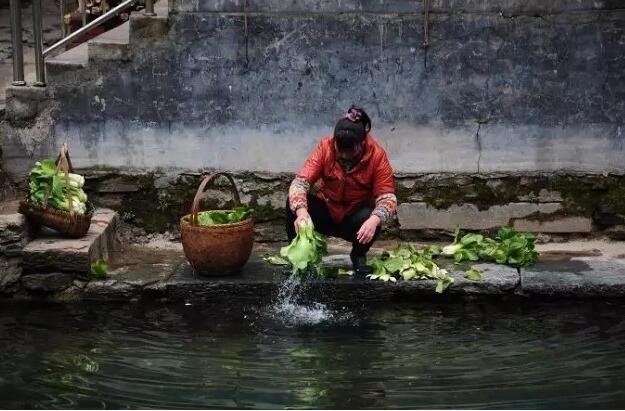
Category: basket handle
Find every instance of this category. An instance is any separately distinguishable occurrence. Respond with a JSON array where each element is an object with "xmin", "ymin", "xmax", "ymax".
[
  {"xmin": 42, "ymin": 143, "xmax": 75, "ymax": 213},
  {"xmin": 190, "ymin": 172, "xmax": 241, "ymax": 226}
]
